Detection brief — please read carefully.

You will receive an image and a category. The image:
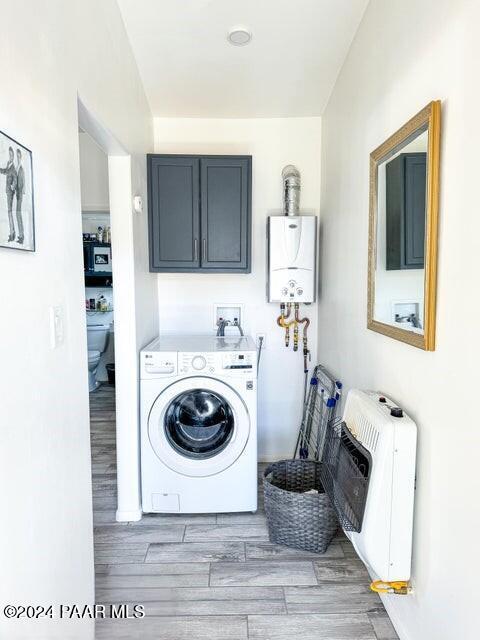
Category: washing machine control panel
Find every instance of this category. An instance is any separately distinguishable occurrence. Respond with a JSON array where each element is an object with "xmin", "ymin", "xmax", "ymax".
[
  {"xmin": 180, "ymin": 352, "xmax": 215, "ymax": 374},
  {"xmin": 222, "ymin": 352, "xmax": 254, "ymax": 371},
  {"xmin": 178, "ymin": 351, "xmax": 255, "ymax": 375},
  {"xmin": 141, "ymin": 352, "xmax": 177, "ymax": 378},
  {"xmin": 191, "ymin": 355, "xmax": 207, "ymax": 370}
]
